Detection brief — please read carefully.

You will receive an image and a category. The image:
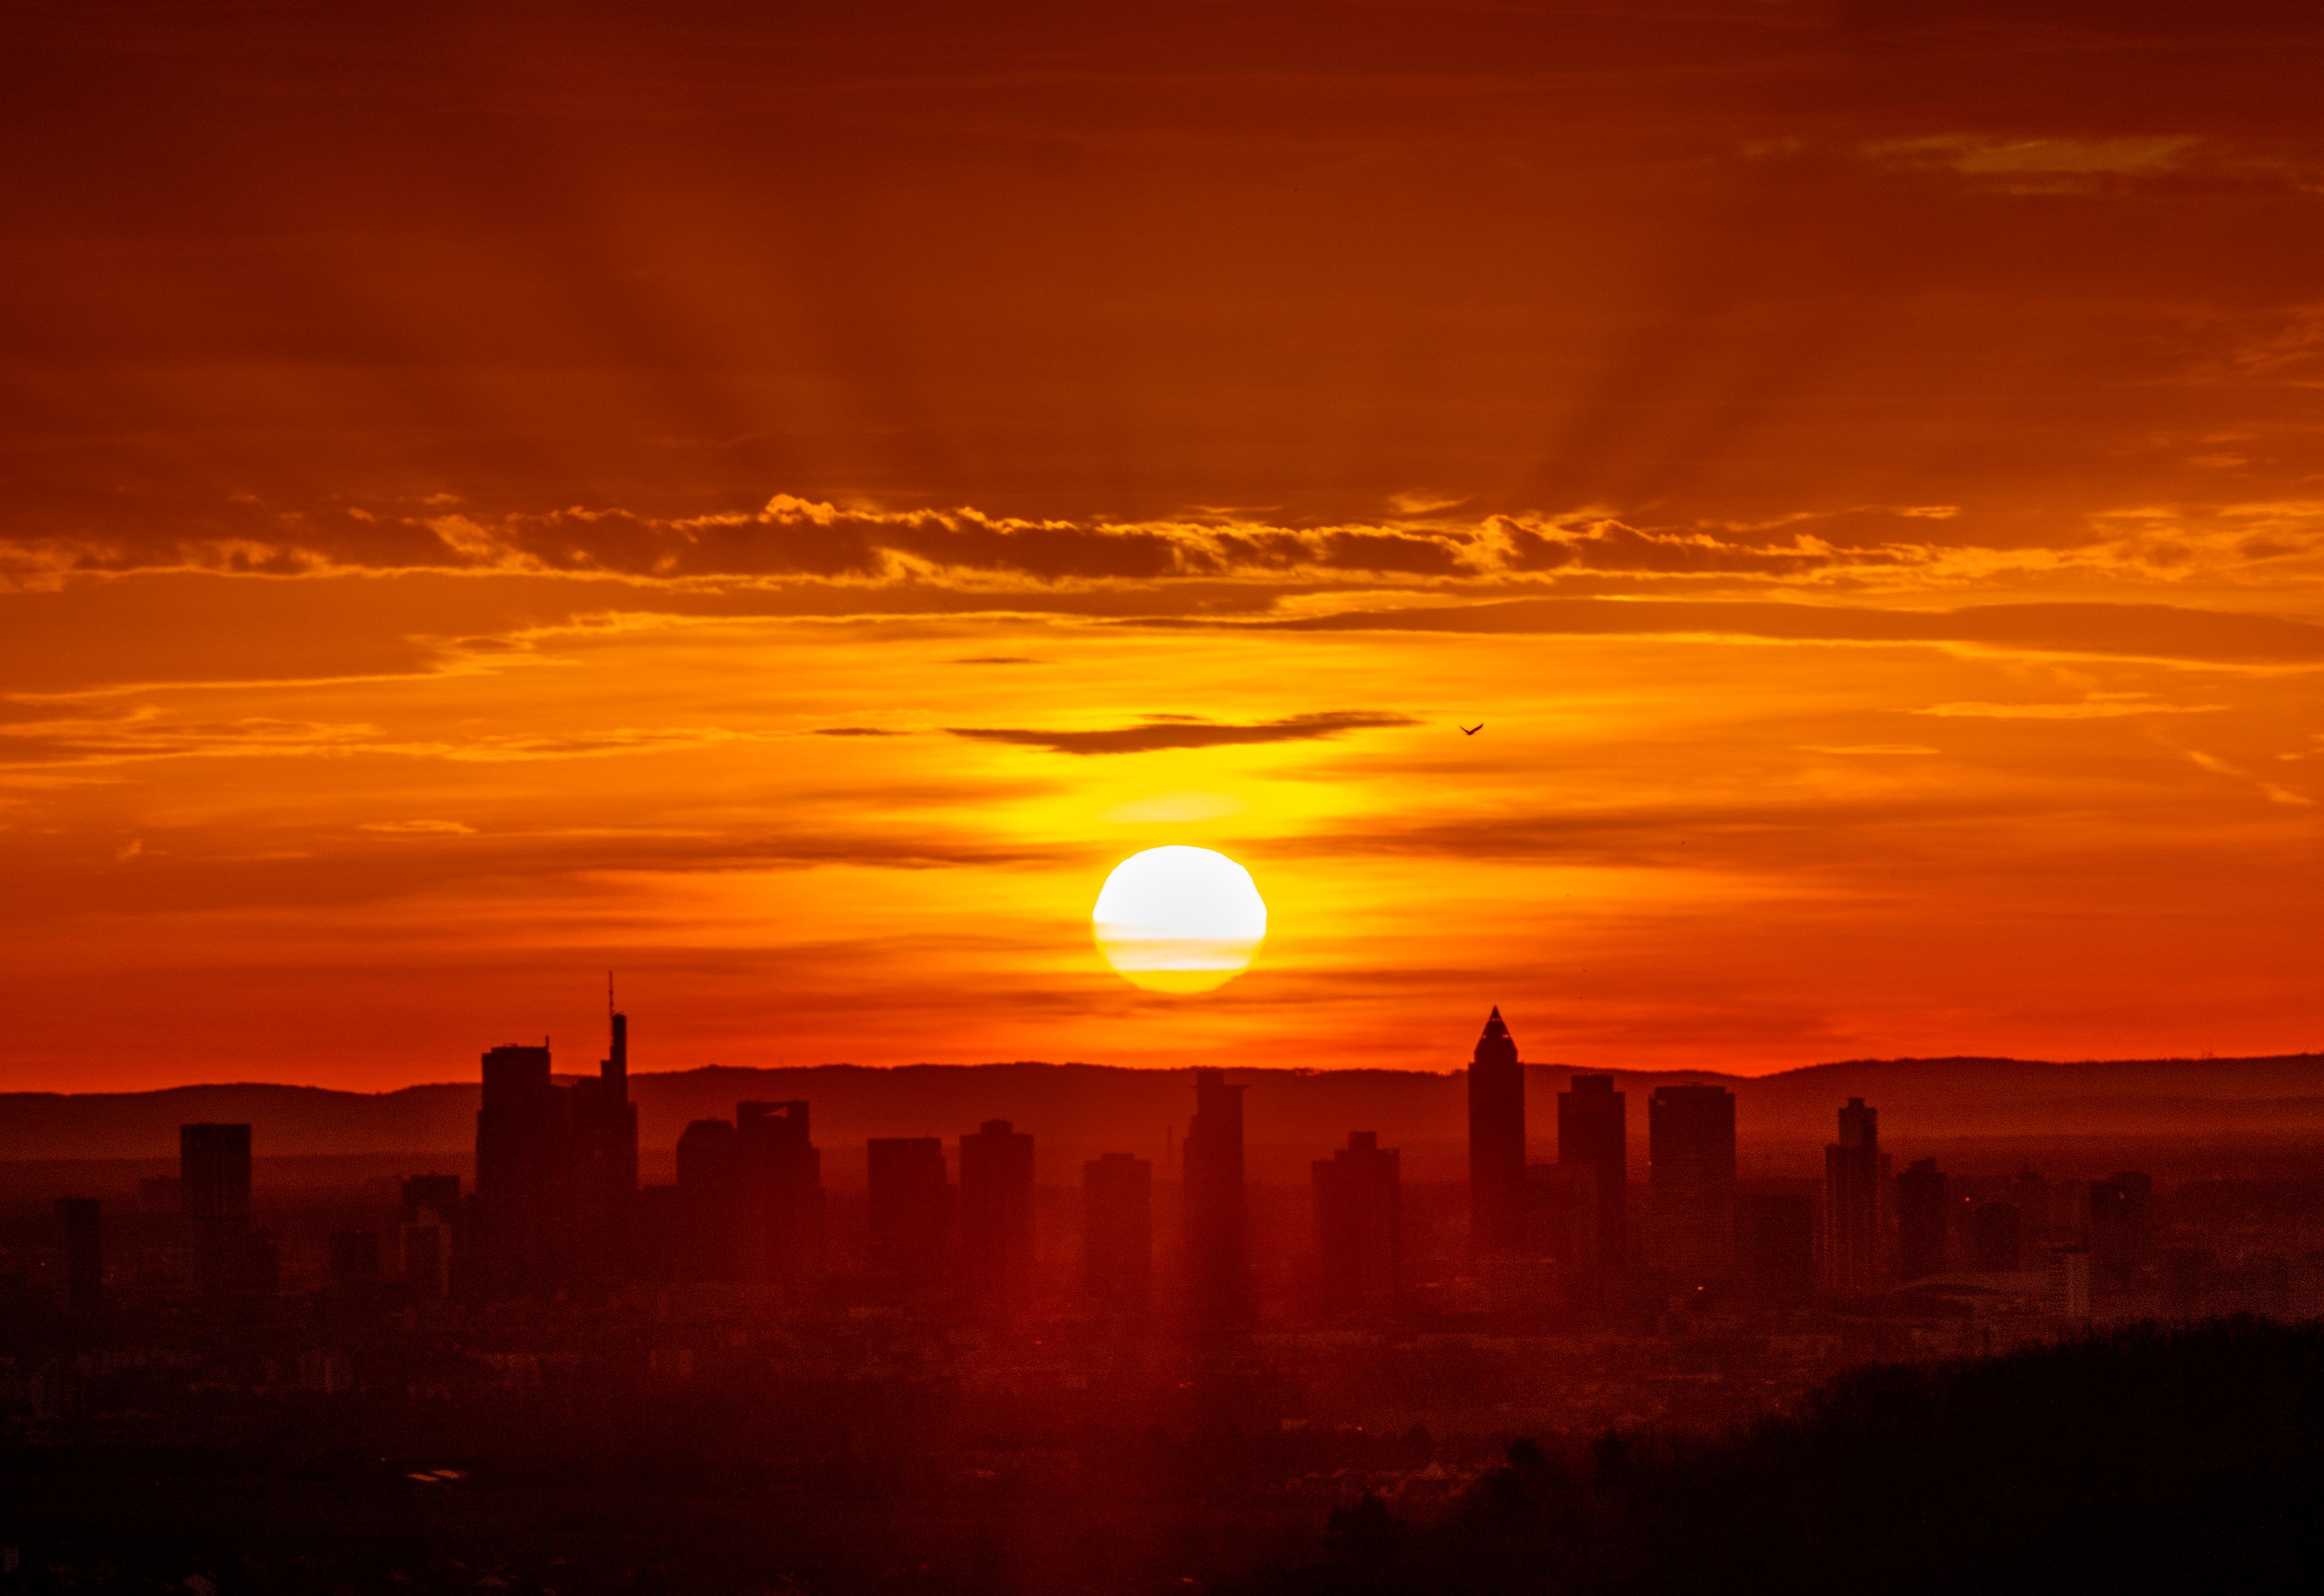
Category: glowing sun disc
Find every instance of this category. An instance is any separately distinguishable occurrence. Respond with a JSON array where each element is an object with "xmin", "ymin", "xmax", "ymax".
[{"xmin": 1092, "ymin": 846, "xmax": 1267, "ymax": 994}]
